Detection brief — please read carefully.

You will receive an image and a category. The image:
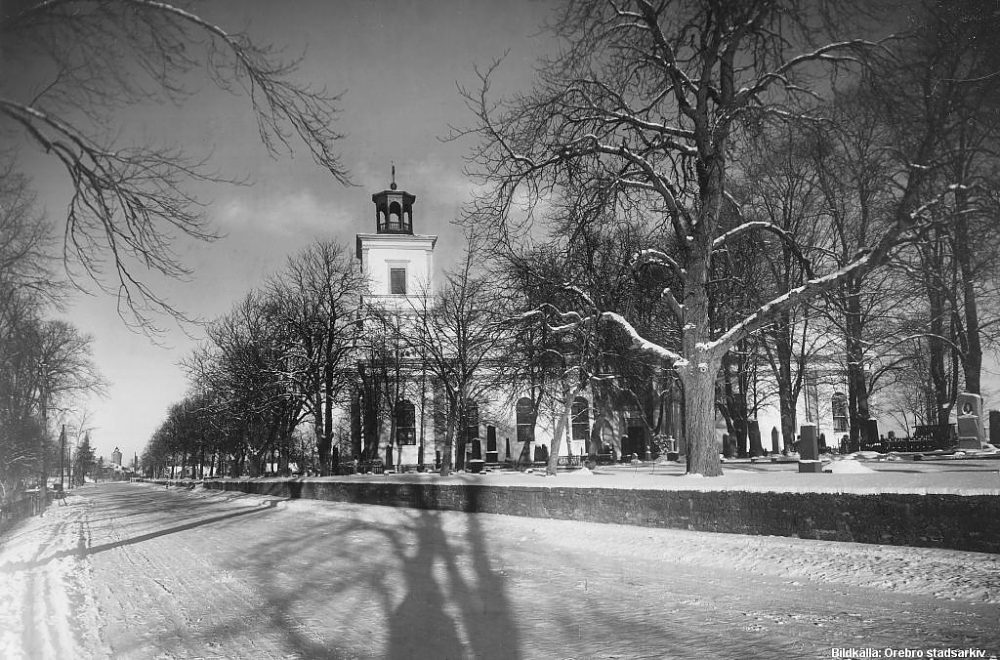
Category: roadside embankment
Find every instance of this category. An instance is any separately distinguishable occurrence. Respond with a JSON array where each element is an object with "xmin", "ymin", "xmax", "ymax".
[{"xmin": 150, "ymin": 460, "xmax": 1000, "ymax": 553}]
